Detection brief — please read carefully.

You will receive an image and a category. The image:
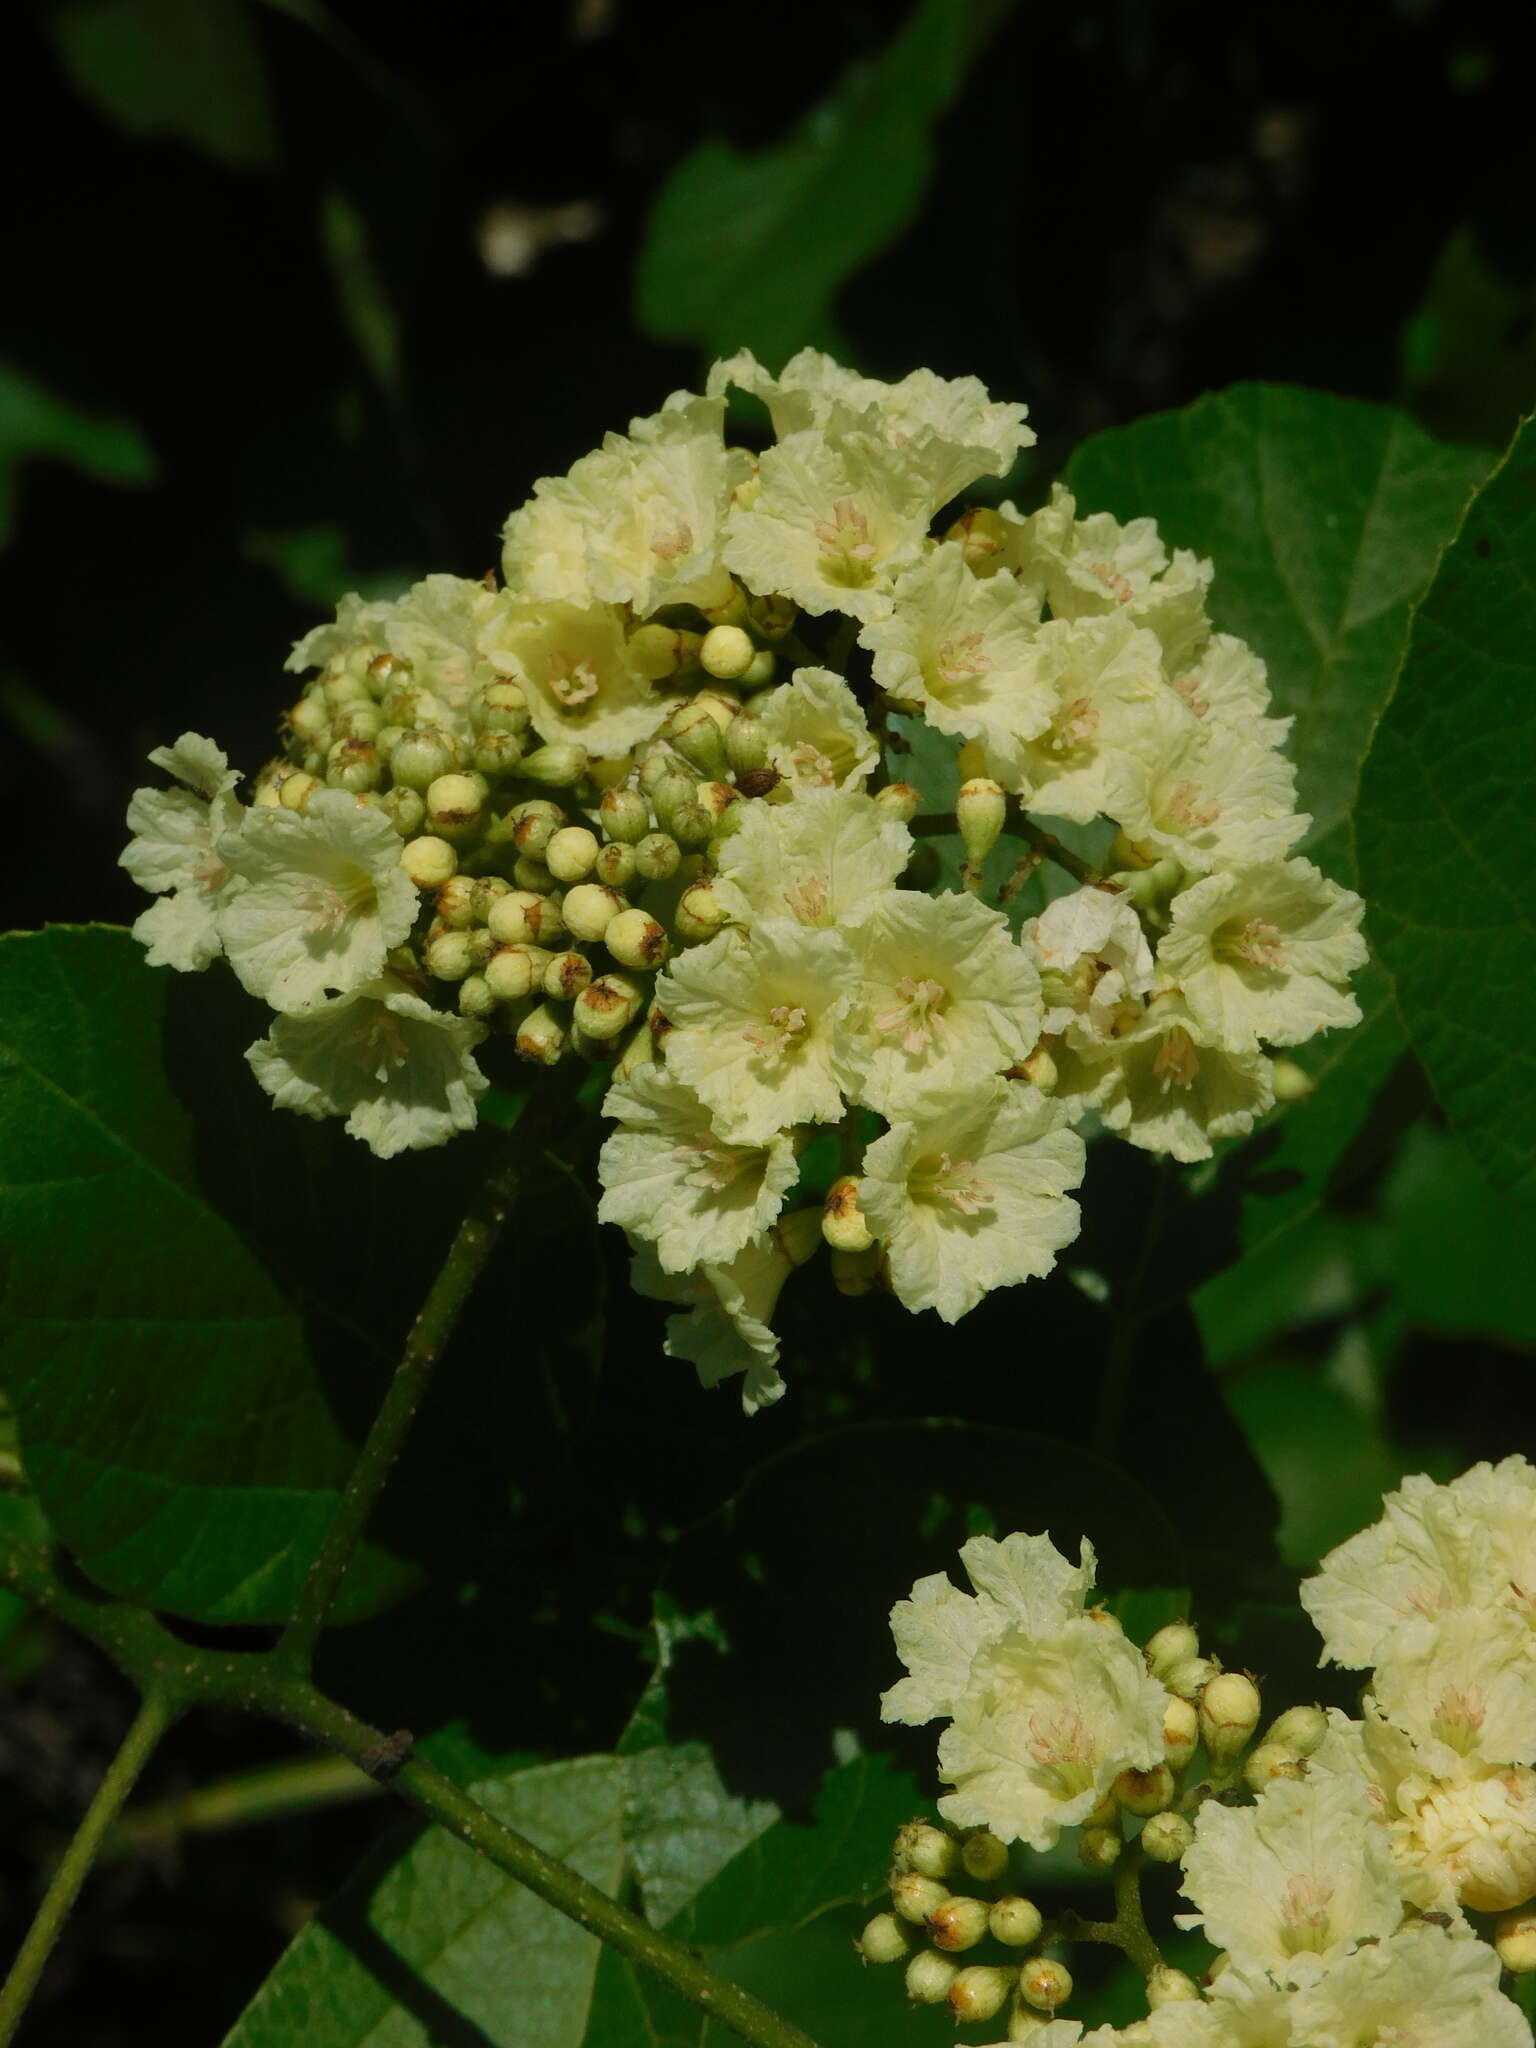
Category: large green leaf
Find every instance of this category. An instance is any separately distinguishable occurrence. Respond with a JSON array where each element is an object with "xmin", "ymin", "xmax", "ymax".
[
  {"xmin": 635, "ymin": 0, "xmax": 1010, "ymax": 364},
  {"xmin": 0, "ymin": 360, "xmax": 155, "ymax": 547},
  {"xmin": 0, "ymin": 926, "xmax": 462, "ymax": 1623},
  {"xmin": 47, "ymin": 0, "xmax": 275, "ymax": 167},
  {"xmin": 1355, "ymin": 416, "xmax": 1536, "ymax": 1197}
]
